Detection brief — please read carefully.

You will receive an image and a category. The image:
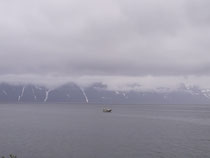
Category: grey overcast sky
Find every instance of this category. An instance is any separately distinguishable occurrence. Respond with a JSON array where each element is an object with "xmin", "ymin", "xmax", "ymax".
[{"xmin": 0, "ymin": 0, "xmax": 210, "ymax": 90}]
